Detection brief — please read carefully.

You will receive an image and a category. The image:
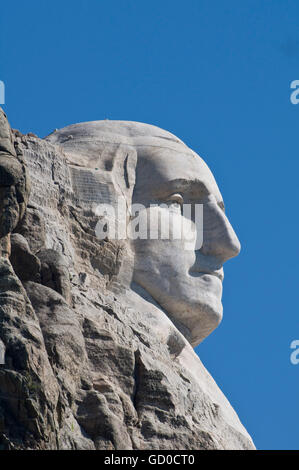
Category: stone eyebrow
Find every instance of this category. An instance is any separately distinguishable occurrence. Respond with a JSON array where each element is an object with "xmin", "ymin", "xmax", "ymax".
[
  {"xmin": 164, "ymin": 179, "xmax": 225, "ymax": 212},
  {"xmin": 166, "ymin": 178, "xmax": 211, "ymax": 196}
]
